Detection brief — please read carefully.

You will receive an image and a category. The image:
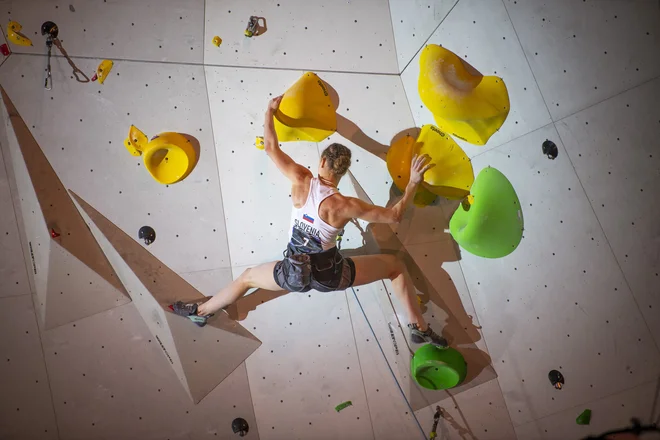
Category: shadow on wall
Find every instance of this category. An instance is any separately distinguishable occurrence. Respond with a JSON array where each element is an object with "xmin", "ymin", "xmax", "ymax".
[
  {"xmin": 226, "ymin": 287, "xmax": 288, "ymax": 321},
  {"xmin": 181, "ymin": 134, "xmax": 201, "ymax": 171},
  {"xmin": 343, "ymin": 215, "xmax": 492, "ymax": 423},
  {"xmin": 227, "ymin": 200, "xmax": 491, "ymax": 397},
  {"xmin": 329, "ymin": 86, "xmax": 493, "ymax": 418}
]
